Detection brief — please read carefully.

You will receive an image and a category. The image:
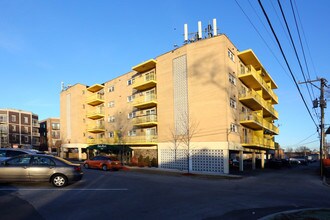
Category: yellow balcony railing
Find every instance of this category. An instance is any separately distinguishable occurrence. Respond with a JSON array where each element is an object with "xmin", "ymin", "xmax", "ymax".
[
  {"xmin": 133, "ymin": 70, "xmax": 156, "ymax": 91},
  {"xmin": 239, "ymin": 90, "xmax": 278, "ymax": 119},
  {"xmin": 241, "ymin": 131, "xmax": 275, "ymax": 150},
  {"xmin": 86, "ymin": 94, "xmax": 104, "ymax": 106},
  {"xmin": 87, "ymin": 109, "xmax": 105, "ymax": 120},
  {"xmin": 86, "ymin": 135, "xmax": 158, "ymax": 146},
  {"xmin": 87, "ymin": 124, "xmax": 105, "ymax": 133},
  {"xmin": 239, "ymin": 65, "xmax": 278, "ymax": 104},
  {"xmin": 239, "ymin": 112, "xmax": 263, "ymax": 130},
  {"xmin": 132, "ymin": 115, "xmax": 157, "ymax": 127},
  {"xmin": 133, "ymin": 94, "xmax": 157, "ymax": 109}
]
